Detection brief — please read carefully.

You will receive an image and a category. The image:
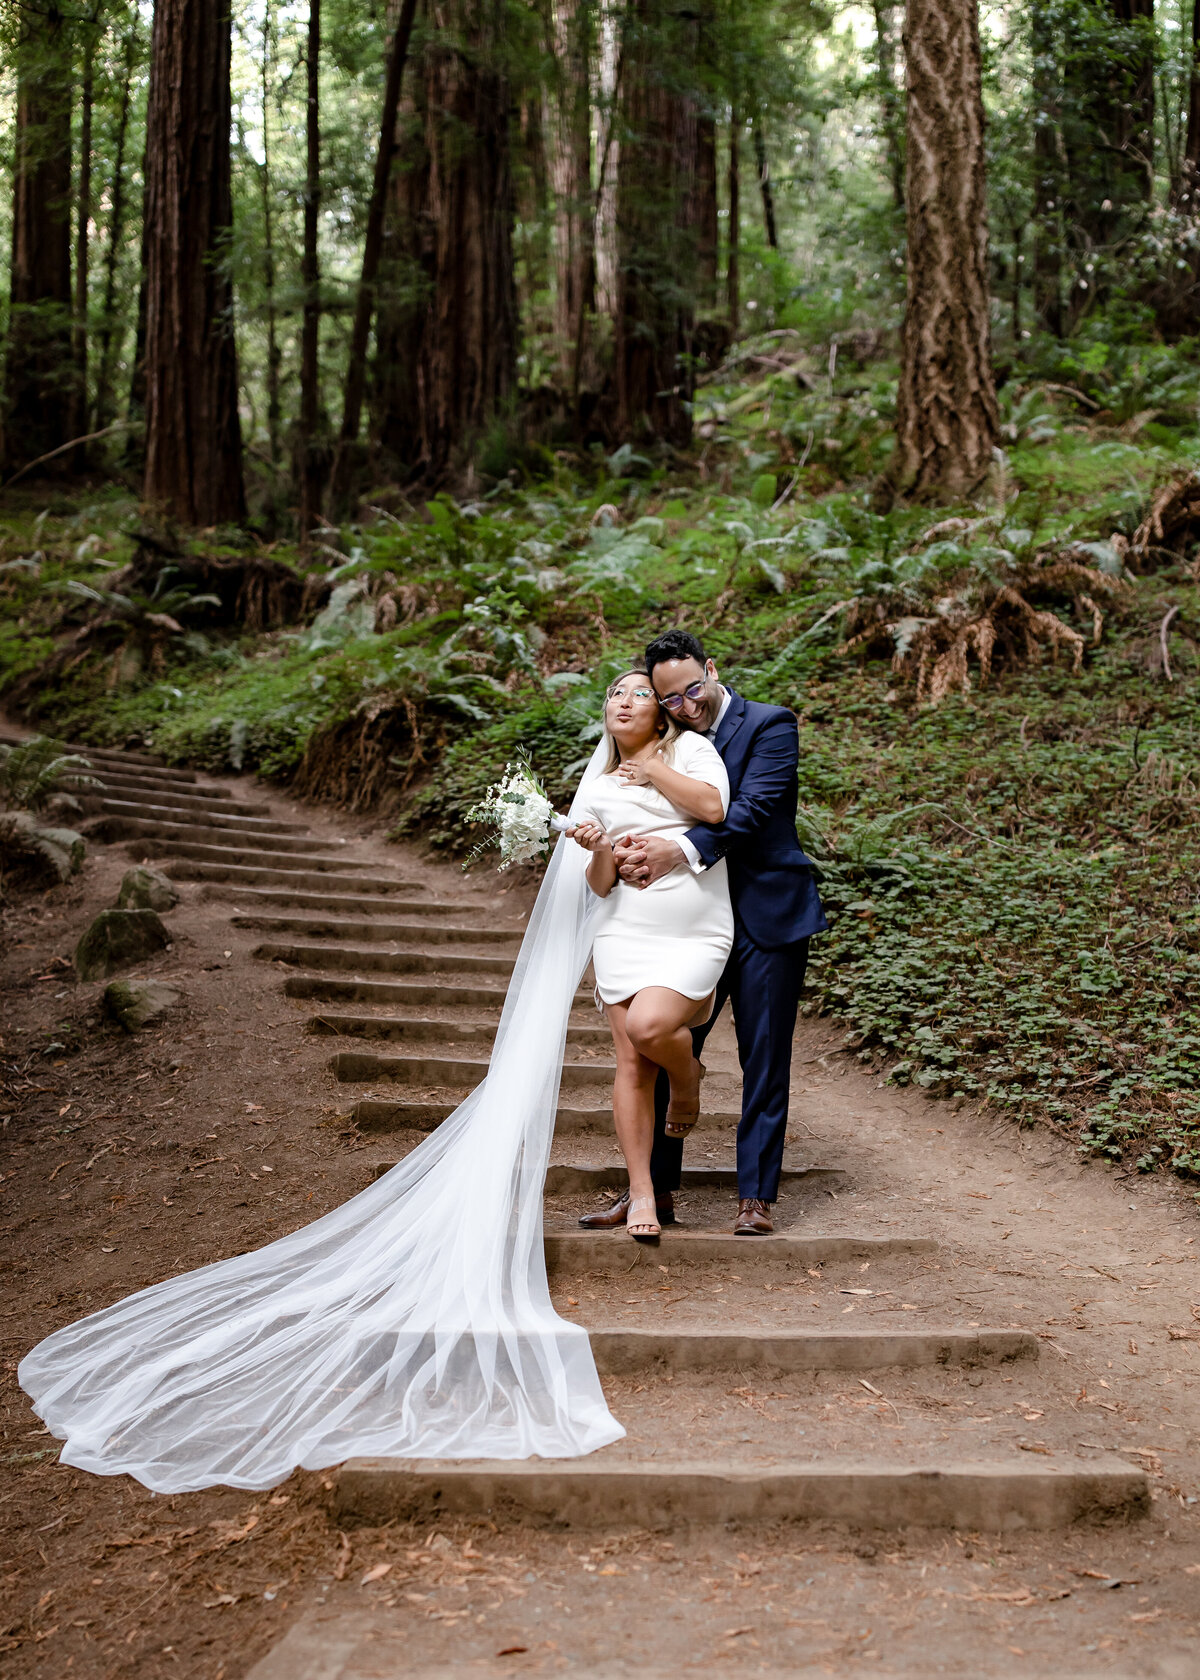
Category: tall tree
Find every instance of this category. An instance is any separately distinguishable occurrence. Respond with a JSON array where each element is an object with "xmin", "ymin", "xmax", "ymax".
[
  {"xmin": 1060, "ymin": 0, "xmax": 1155, "ymax": 255},
  {"xmin": 373, "ymin": 0, "xmax": 519, "ymax": 482},
  {"xmin": 871, "ymin": 0, "xmax": 905, "ymax": 209},
  {"xmin": 1031, "ymin": 0, "xmax": 1064, "ymax": 336},
  {"xmin": 1177, "ymin": 0, "xmax": 1200, "ymax": 207},
  {"xmin": 296, "ymin": 0, "xmax": 325, "ymax": 540},
  {"xmin": 259, "ymin": 0, "xmax": 282, "ymax": 470},
  {"xmin": 93, "ymin": 20, "xmax": 138, "ymax": 431},
  {"xmin": 329, "ymin": 0, "xmax": 419, "ymax": 509},
  {"xmin": 752, "ymin": 121, "xmax": 777, "ymax": 248},
  {"xmin": 613, "ymin": 0, "xmax": 703, "ymax": 445},
  {"xmin": 726, "ymin": 104, "xmax": 740, "ymax": 330},
  {"xmin": 142, "ymin": 0, "xmax": 245, "ymax": 523},
  {"xmin": 544, "ymin": 0, "xmax": 593, "ymax": 380},
  {"xmin": 885, "ymin": 0, "xmax": 997, "ymax": 502},
  {"xmin": 2, "ymin": 2, "xmax": 75, "ymax": 473},
  {"xmin": 73, "ymin": 21, "xmax": 97, "ymax": 458}
]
